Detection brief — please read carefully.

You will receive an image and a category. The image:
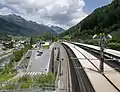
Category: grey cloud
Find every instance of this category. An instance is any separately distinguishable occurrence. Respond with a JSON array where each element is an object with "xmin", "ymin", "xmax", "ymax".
[
  {"xmin": 2, "ymin": 0, "xmax": 23, "ymax": 5},
  {"xmin": 0, "ymin": 0, "xmax": 88, "ymax": 29},
  {"xmin": 0, "ymin": 3, "xmax": 20, "ymax": 13}
]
